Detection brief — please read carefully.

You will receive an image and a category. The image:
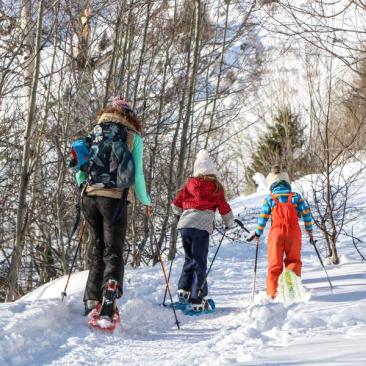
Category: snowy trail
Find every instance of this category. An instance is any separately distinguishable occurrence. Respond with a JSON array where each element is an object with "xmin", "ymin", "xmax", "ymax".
[
  {"xmin": 2, "ymin": 164, "xmax": 366, "ymax": 365},
  {"xmin": 1, "ymin": 232, "xmax": 366, "ymax": 366}
]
